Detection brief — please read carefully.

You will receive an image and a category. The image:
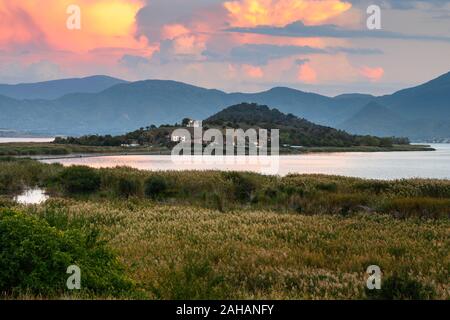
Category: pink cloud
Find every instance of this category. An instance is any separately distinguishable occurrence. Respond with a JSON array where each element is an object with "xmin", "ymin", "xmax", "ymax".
[
  {"xmin": 297, "ymin": 63, "xmax": 317, "ymax": 83},
  {"xmin": 243, "ymin": 64, "xmax": 264, "ymax": 78},
  {"xmin": 360, "ymin": 66, "xmax": 384, "ymax": 82}
]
